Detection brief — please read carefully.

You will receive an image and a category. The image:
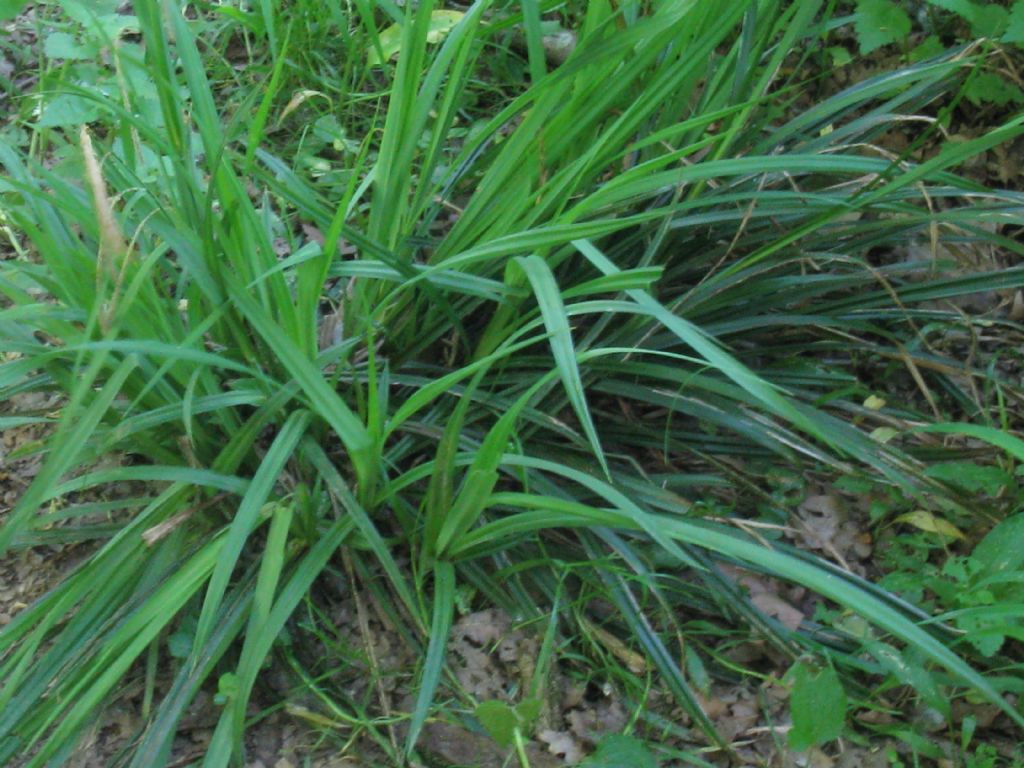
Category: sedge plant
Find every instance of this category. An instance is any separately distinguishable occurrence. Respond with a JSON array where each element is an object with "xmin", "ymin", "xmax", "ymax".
[{"xmin": 1, "ymin": 0, "xmax": 1024, "ymax": 764}]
